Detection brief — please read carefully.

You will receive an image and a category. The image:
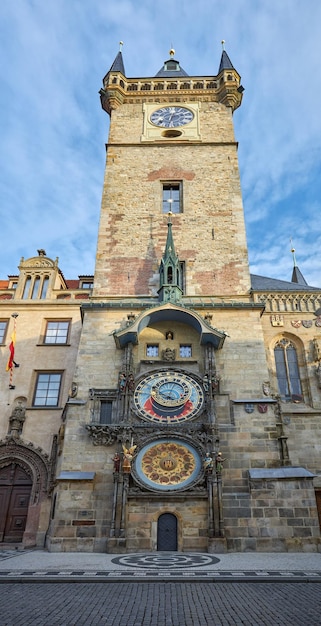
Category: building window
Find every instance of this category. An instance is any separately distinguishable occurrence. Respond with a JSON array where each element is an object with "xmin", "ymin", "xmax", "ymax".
[
  {"xmin": 89, "ymin": 389, "xmax": 116, "ymax": 423},
  {"xmin": 0, "ymin": 320, "xmax": 8, "ymax": 344},
  {"xmin": 31, "ymin": 276, "xmax": 41, "ymax": 299},
  {"xmin": 162, "ymin": 183, "xmax": 182, "ymax": 213},
  {"xmin": 274, "ymin": 338, "xmax": 302, "ymax": 401},
  {"xmin": 40, "ymin": 276, "xmax": 49, "ymax": 299},
  {"xmin": 146, "ymin": 344, "xmax": 159, "ymax": 357},
  {"xmin": 81, "ymin": 282, "xmax": 93, "ymax": 289},
  {"xmin": 44, "ymin": 321, "xmax": 70, "ymax": 344},
  {"xmin": 22, "ymin": 276, "xmax": 32, "ymax": 299},
  {"xmin": 180, "ymin": 345, "xmax": 192, "ymax": 358},
  {"xmin": 100, "ymin": 401, "xmax": 113, "ymax": 424},
  {"xmin": 33, "ymin": 373, "xmax": 62, "ymax": 407}
]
